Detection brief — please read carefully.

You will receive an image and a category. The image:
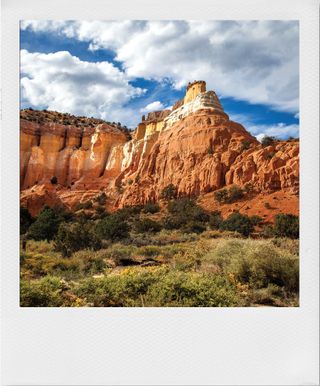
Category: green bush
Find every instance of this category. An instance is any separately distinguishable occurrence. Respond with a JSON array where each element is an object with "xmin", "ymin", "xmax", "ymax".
[
  {"xmin": 209, "ymin": 211, "xmax": 223, "ymax": 230},
  {"xmin": 96, "ymin": 192, "xmax": 107, "ymax": 205},
  {"xmin": 75, "ymin": 200, "xmax": 93, "ymax": 210},
  {"xmin": 28, "ymin": 206, "xmax": 69, "ymax": 241},
  {"xmin": 95, "ymin": 215, "xmax": 130, "ymax": 241},
  {"xmin": 214, "ymin": 186, "xmax": 244, "ymax": 204},
  {"xmin": 204, "ymin": 239, "xmax": 299, "ymax": 292},
  {"xmin": 168, "ymin": 198, "xmax": 209, "ymax": 222},
  {"xmin": 160, "ymin": 184, "xmax": 177, "ymax": 200},
  {"xmin": 183, "ymin": 221, "xmax": 206, "ymax": 234},
  {"xmin": 20, "ymin": 206, "xmax": 33, "ymax": 235},
  {"xmin": 261, "ymin": 136, "xmax": 276, "ymax": 147},
  {"xmin": 114, "ymin": 205, "xmax": 143, "ymax": 221},
  {"xmin": 273, "ymin": 214, "xmax": 299, "ymax": 239},
  {"xmin": 241, "ymin": 139, "xmax": 251, "ymax": 151},
  {"xmin": 134, "ymin": 218, "xmax": 162, "ymax": 233},
  {"xmin": 20, "ymin": 276, "xmax": 69, "ymax": 307},
  {"xmin": 74, "ymin": 267, "xmax": 239, "ymax": 307},
  {"xmin": 143, "ymin": 202, "xmax": 160, "ymax": 214},
  {"xmin": 54, "ymin": 221, "xmax": 102, "ymax": 257},
  {"xmin": 227, "ymin": 185, "xmax": 244, "ymax": 203},
  {"xmin": 213, "ymin": 188, "xmax": 228, "ymax": 203},
  {"xmin": 219, "ymin": 212, "xmax": 254, "ymax": 236}
]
